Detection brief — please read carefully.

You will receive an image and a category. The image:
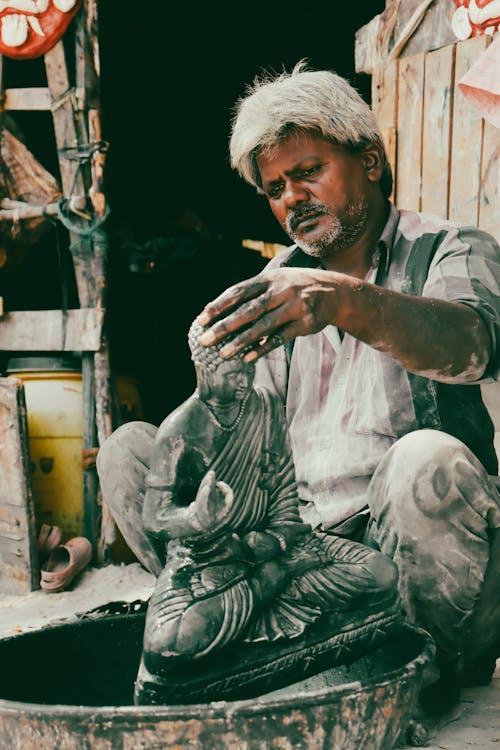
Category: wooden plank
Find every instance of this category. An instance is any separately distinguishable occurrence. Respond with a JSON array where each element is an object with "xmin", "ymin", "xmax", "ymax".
[
  {"xmin": 354, "ymin": 14, "xmax": 382, "ymax": 74},
  {"xmin": 355, "ymin": 0, "xmax": 456, "ymax": 73},
  {"xmin": 44, "ymin": 41, "xmax": 83, "ymax": 197},
  {"xmin": 0, "ymin": 378, "xmax": 38, "ymax": 594},
  {"xmin": 372, "ymin": 58, "xmax": 398, "ymax": 126},
  {"xmin": 396, "ymin": 52, "xmax": 425, "ymax": 211},
  {"xmin": 392, "ymin": 0, "xmax": 456, "ymax": 58},
  {"xmin": 0, "ymin": 308, "xmax": 104, "ymax": 351},
  {"xmin": 449, "ymin": 36, "xmax": 489, "ymax": 225},
  {"xmin": 421, "ymin": 44, "xmax": 454, "ymax": 217},
  {"xmin": 4, "ymin": 87, "xmax": 51, "ymax": 111},
  {"xmin": 372, "ymin": 58, "xmax": 398, "ymax": 201},
  {"xmin": 479, "ymin": 120, "xmax": 500, "ymax": 241}
]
